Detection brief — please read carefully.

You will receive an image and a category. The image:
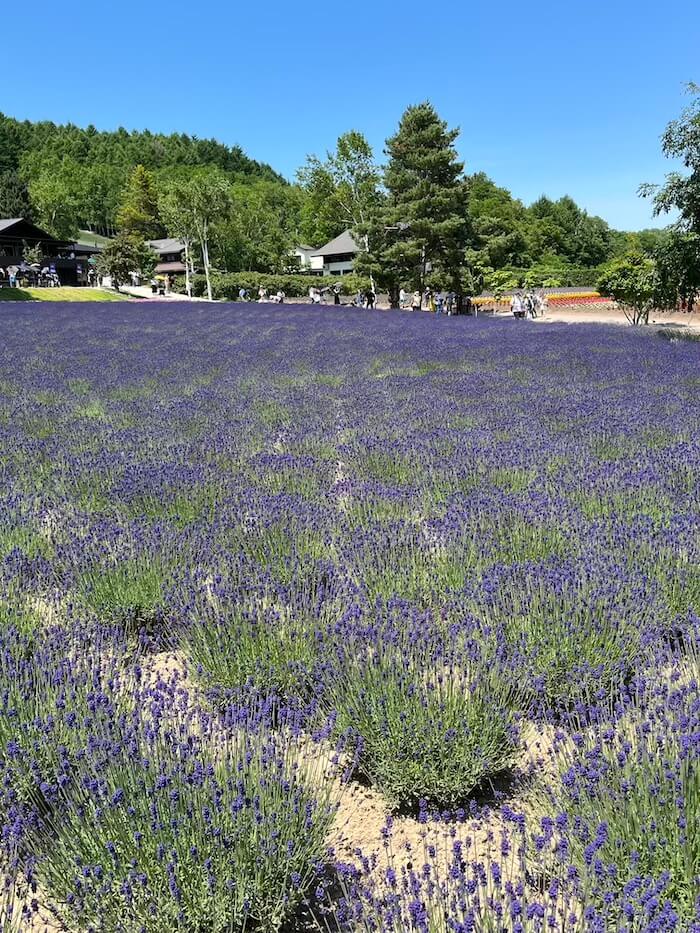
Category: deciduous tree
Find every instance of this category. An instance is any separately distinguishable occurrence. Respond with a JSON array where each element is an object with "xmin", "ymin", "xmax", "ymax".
[
  {"xmin": 188, "ymin": 171, "xmax": 231, "ymax": 301},
  {"xmin": 298, "ymin": 131, "xmax": 381, "ymax": 286},
  {"xmin": 597, "ymin": 253, "xmax": 670, "ymax": 325},
  {"xmin": 97, "ymin": 232, "xmax": 156, "ymax": 289},
  {"xmin": 159, "ymin": 180, "xmax": 198, "ymax": 298}
]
